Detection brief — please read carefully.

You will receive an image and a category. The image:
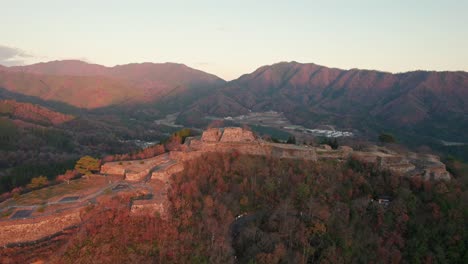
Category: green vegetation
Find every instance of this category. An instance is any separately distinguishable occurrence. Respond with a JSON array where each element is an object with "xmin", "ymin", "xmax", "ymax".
[
  {"xmin": 170, "ymin": 128, "xmax": 193, "ymax": 144},
  {"xmin": 0, "ymin": 159, "xmax": 76, "ymax": 194},
  {"xmin": 47, "ymin": 152, "xmax": 468, "ymax": 263},
  {"xmin": 27, "ymin": 176, "xmax": 49, "ymax": 189},
  {"xmin": 2, "ymin": 176, "xmax": 108, "ymax": 207},
  {"xmin": 0, "ymin": 117, "xmax": 18, "ymax": 150},
  {"xmin": 75, "ymin": 156, "xmax": 101, "ymax": 175},
  {"xmin": 37, "ymin": 205, "xmax": 47, "ymax": 213},
  {"xmin": 320, "ymin": 137, "xmax": 339, "ymax": 149},
  {"xmin": 286, "ymin": 135, "xmax": 296, "ymax": 144},
  {"xmin": 248, "ymin": 125, "xmax": 292, "ymax": 141},
  {"xmin": 165, "ymin": 153, "xmax": 468, "ymax": 263},
  {"xmin": 0, "ymin": 103, "xmax": 14, "ymax": 115},
  {"xmin": 30, "ymin": 127, "xmax": 74, "ymax": 152},
  {"xmin": 1, "ymin": 208, "xmax": 13, "ymax": 218},
  {"xmin": 379, "ymin": 132, "xmax": 397, "ymax": 143}
]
